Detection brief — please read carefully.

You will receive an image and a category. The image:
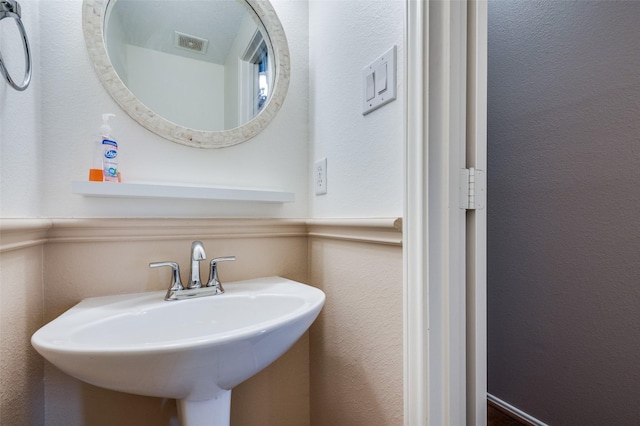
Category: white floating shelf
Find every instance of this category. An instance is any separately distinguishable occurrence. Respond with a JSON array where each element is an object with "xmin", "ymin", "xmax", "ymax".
[{"xmin": 72, "ymin": 181, "xmax": 295, "ymax": 203}]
